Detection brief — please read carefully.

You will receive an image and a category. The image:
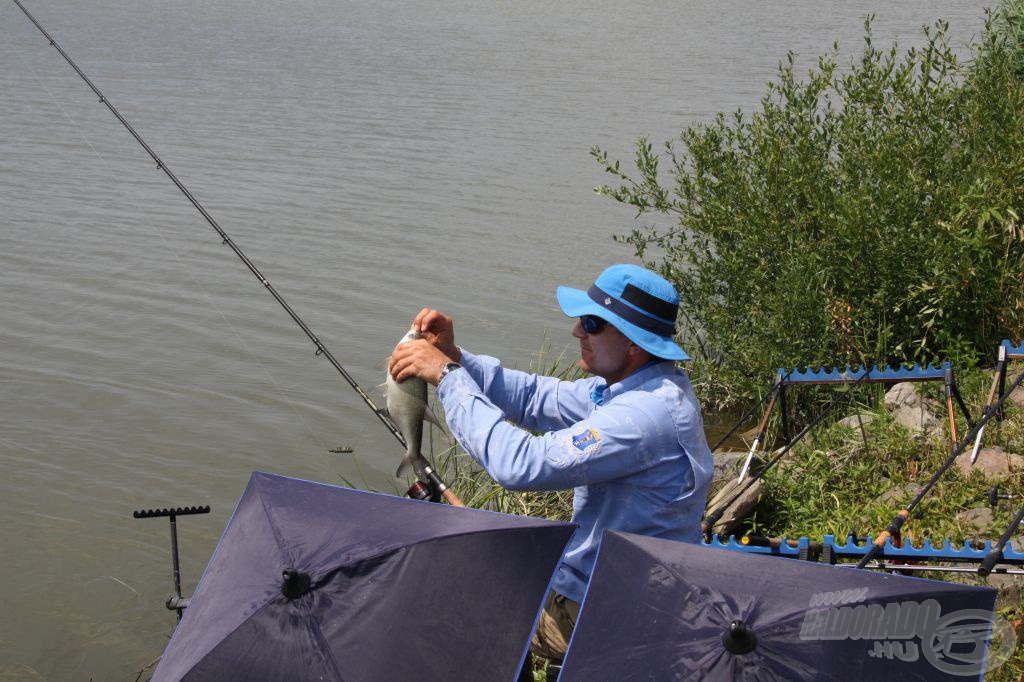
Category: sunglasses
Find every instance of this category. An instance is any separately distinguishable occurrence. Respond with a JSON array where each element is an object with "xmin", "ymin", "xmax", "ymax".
[{"xmin": 580, "ymin": 315, "xmax": 609, "ymax": 335}]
